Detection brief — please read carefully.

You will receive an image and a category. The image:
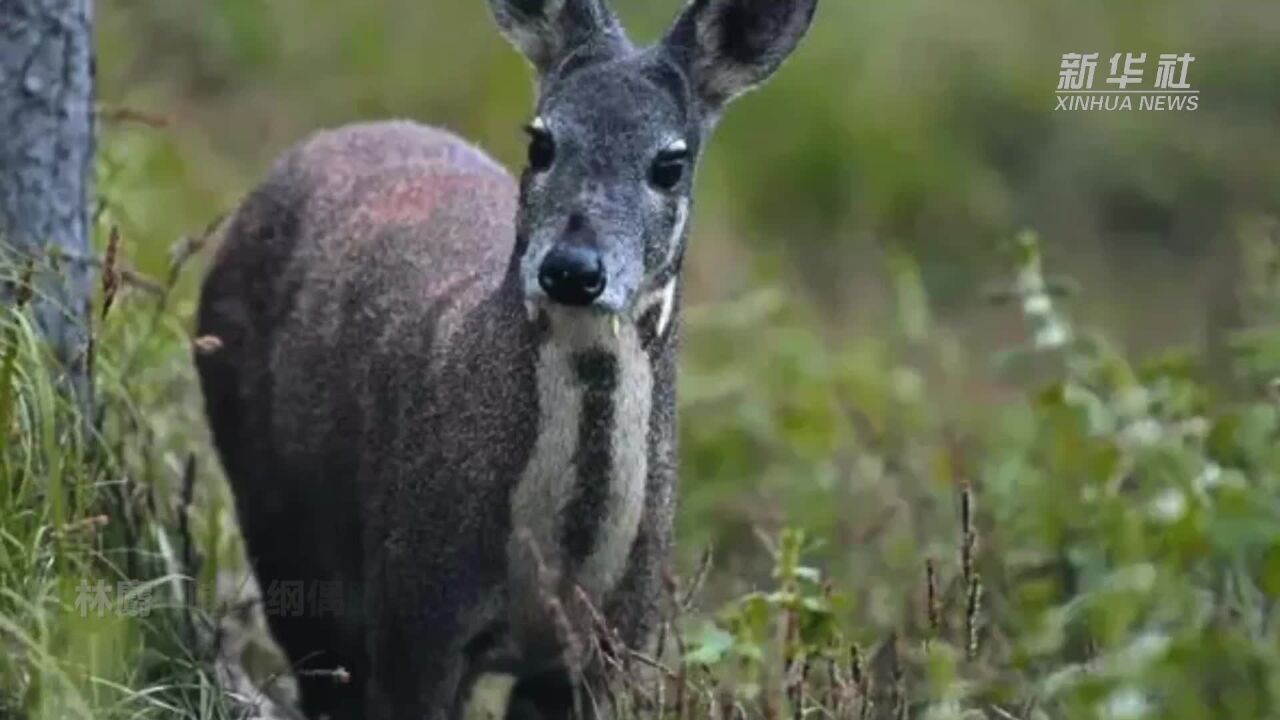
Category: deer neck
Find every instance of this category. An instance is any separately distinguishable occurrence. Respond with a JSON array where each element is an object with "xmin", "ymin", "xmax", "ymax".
[{"xmin": 508, "ymin": 279, "xmax": 677, "ymax": 609}]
